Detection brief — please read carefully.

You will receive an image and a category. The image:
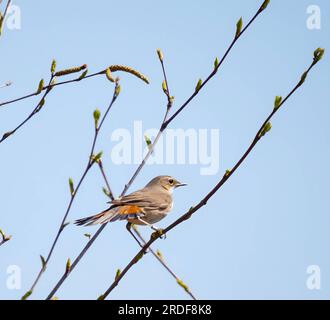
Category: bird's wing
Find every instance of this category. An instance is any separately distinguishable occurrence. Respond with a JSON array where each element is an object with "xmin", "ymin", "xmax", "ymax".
[{"xmin": 110, "ymin": 188, "xmax": 169, "ymax": 211}]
